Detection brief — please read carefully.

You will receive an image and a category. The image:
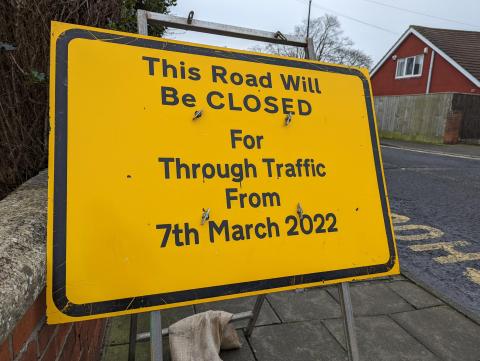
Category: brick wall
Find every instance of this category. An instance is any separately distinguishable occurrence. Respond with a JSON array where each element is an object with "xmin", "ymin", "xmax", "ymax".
[
  {"xmin": 443, "ymin": 110, "xmax": 463, "ymax": 144},
  {"xmin": 0, "ymin": 289, "xmax": 106, "ymax": 361}
]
